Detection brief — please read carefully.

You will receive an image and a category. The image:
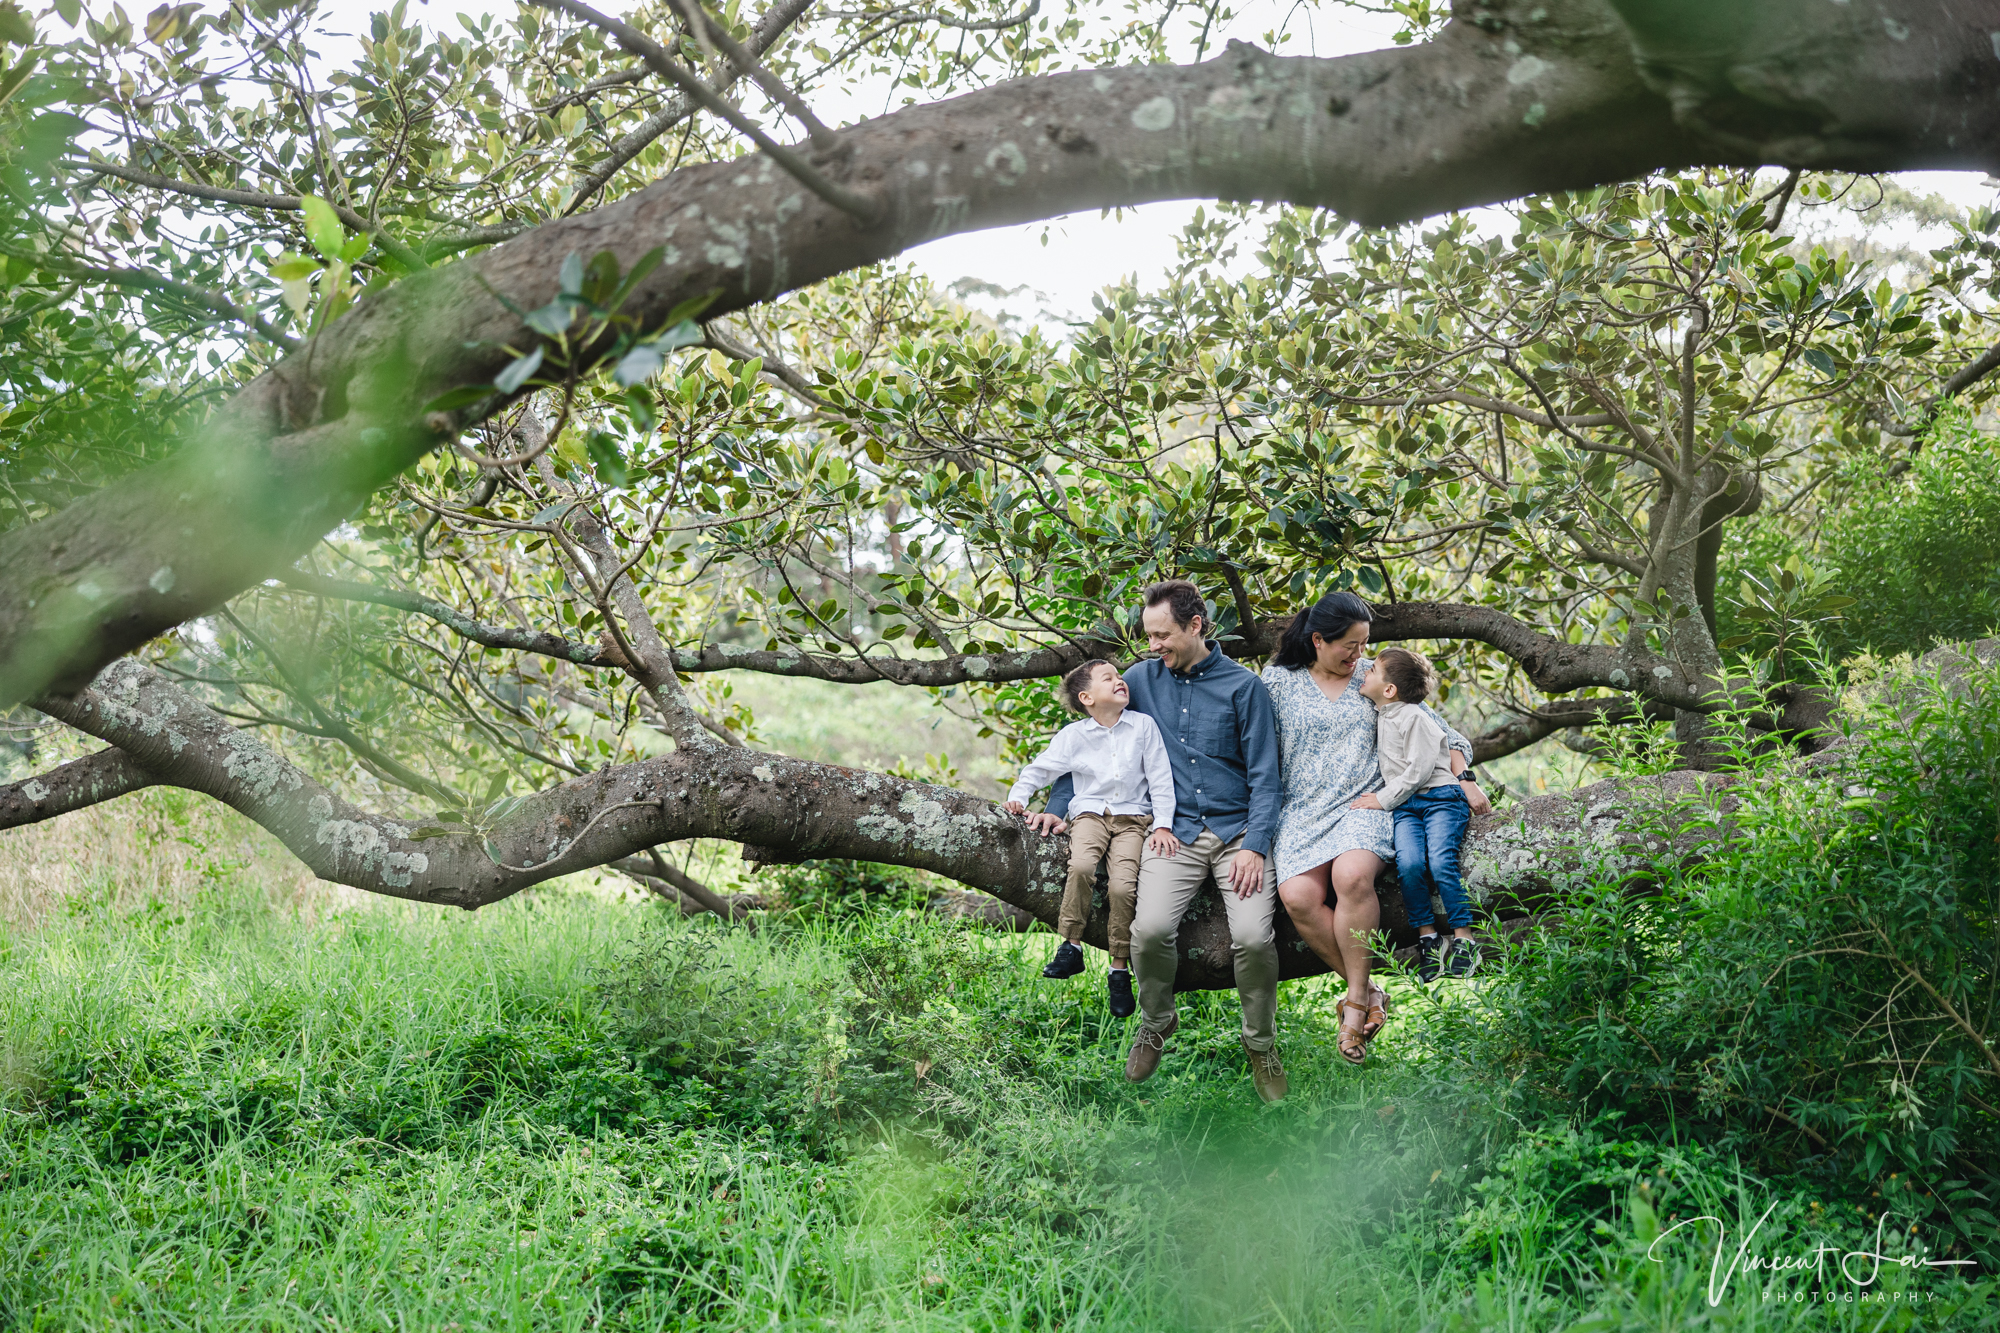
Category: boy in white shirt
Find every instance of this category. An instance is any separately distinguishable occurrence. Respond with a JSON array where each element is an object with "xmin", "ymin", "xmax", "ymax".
[
  {"xmin": 1356, "ymin": 647, "xmax": 1481, "ymax": 982},
  {"xmin": 1005, "ymin": 659, "xmax": 1179, "ymax": 1017}
]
